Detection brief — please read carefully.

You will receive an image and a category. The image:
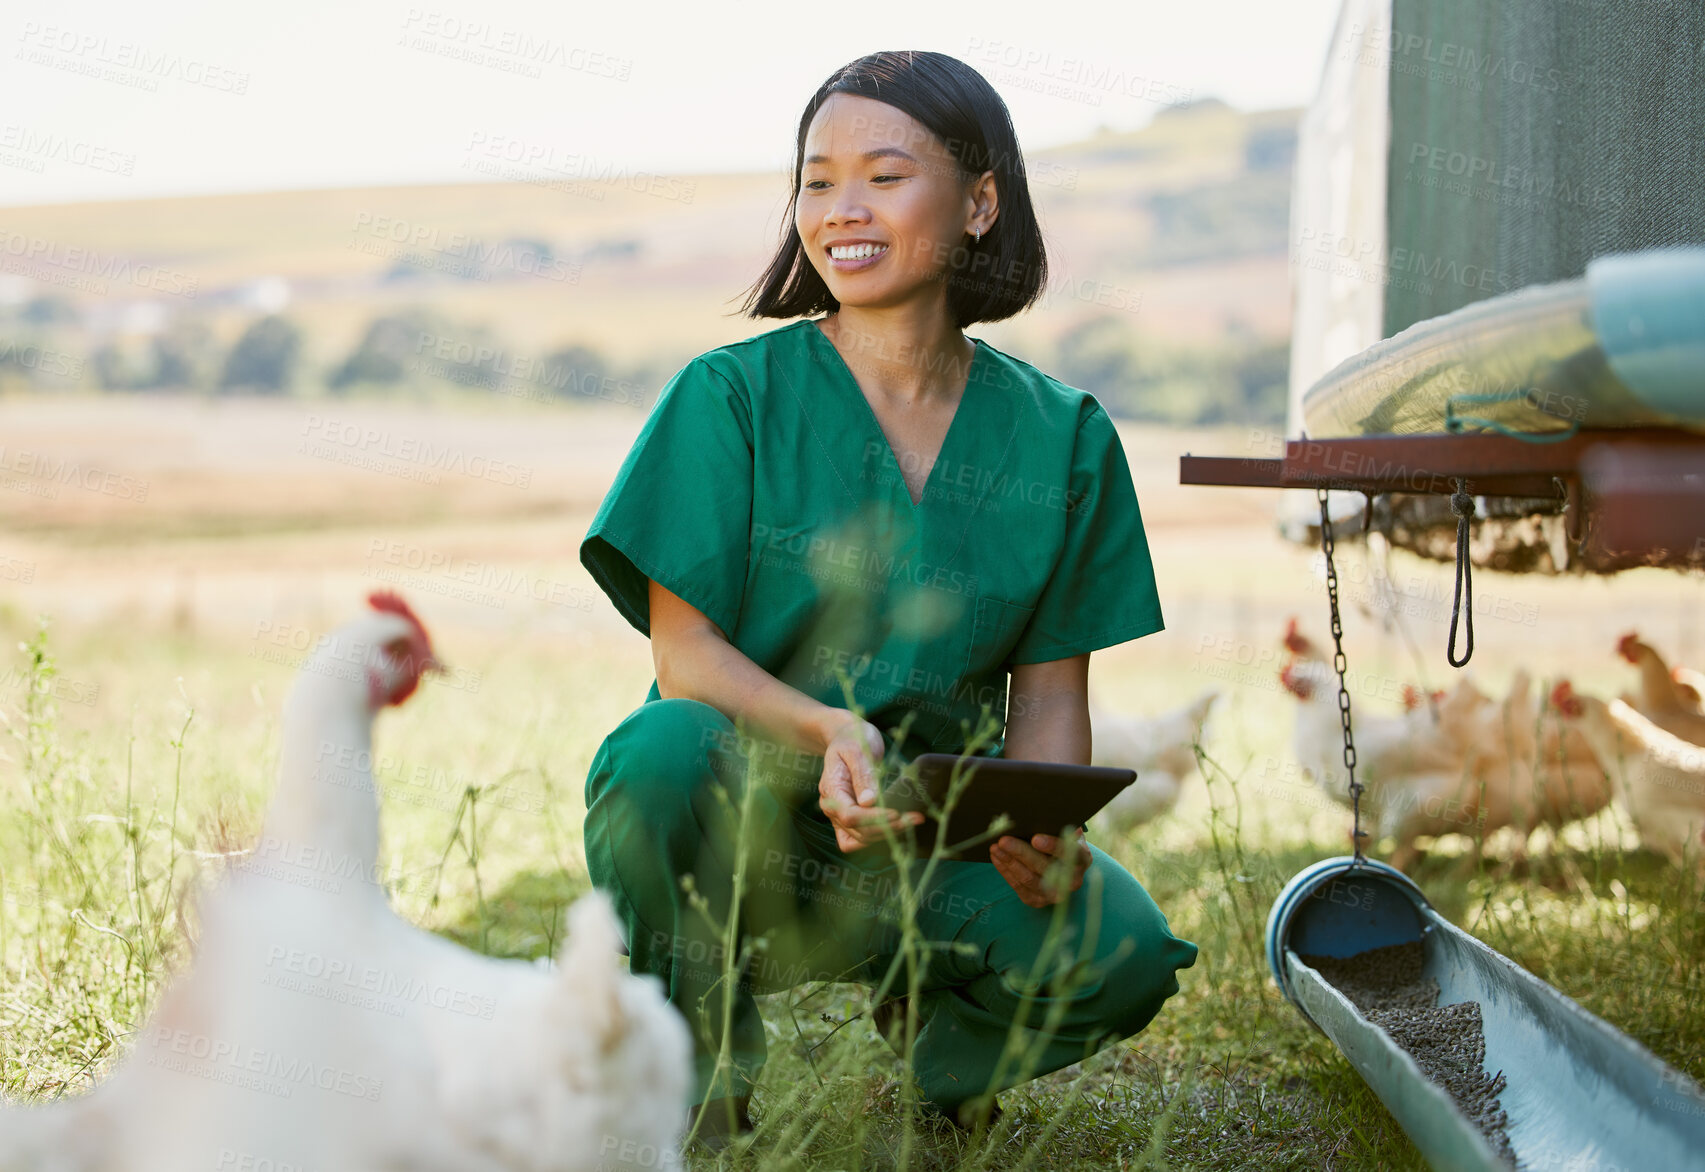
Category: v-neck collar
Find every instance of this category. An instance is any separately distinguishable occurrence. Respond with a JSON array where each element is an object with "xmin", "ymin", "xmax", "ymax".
[
  {"xmin": 780, "ymin": 318, "xmax": 1023, "ymax": 573},
  {"xmin": 804, "ymin": 317, "xmax": 985, "ymax": 513}
]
